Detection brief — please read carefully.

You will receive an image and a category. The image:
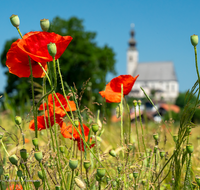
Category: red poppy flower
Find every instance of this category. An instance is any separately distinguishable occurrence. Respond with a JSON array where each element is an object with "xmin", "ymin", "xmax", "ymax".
[
  {"xmin": 6, "ymin": 184, "xmax": 23, "ymax": 190},
  {"xmin": 60, "ymin": 122, "xmax": 90, "ymax": 139},
  {"xmin": 39, "ymin": 93, "xmax": 76, "ymax": 117},
  {"xmin": 29, "ymin": 114, "xmax": 64, "ymax": 131},
  {"xmin": 6, "ymin": 31, "xmax": 72, "ymax": 78},
  {"xmin": 76, "ymin": 136, "xmax": 95, "ymax": 151},
  {"xmin": 99, "ymin": 75, "xmax": 139, "ymax": 103}
]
